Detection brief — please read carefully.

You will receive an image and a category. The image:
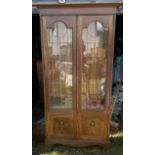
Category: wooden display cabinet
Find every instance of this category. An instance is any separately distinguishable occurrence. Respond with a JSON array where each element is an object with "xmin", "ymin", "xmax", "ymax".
[{"xmin": 33, "ymin": 3, "xmax": 118, "ymax": 148}]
